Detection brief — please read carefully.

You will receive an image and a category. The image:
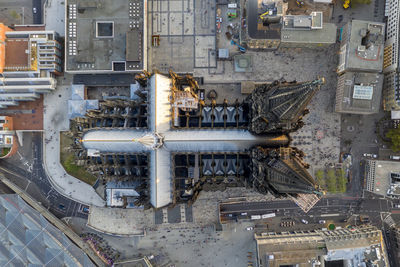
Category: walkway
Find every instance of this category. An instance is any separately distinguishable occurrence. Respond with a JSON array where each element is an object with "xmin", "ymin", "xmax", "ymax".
[
  {"xmin": 44, "ymin": 0, "xmax": 65, "ymax": 36},
  {"xmin": 43, "ymin": 83, "xmax": 105, "ymax": 207}
]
